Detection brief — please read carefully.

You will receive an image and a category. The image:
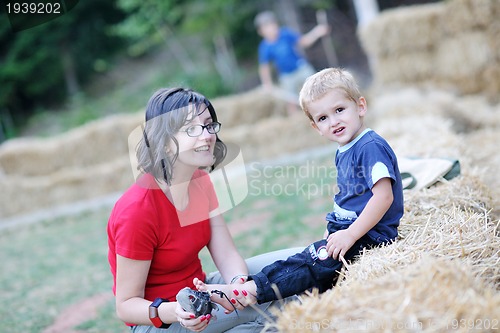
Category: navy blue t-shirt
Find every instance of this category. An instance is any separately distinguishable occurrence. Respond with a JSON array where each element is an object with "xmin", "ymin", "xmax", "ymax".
[{"xmin": 326, "ymin": 129, "xmax": 404, "ymax": 243}]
